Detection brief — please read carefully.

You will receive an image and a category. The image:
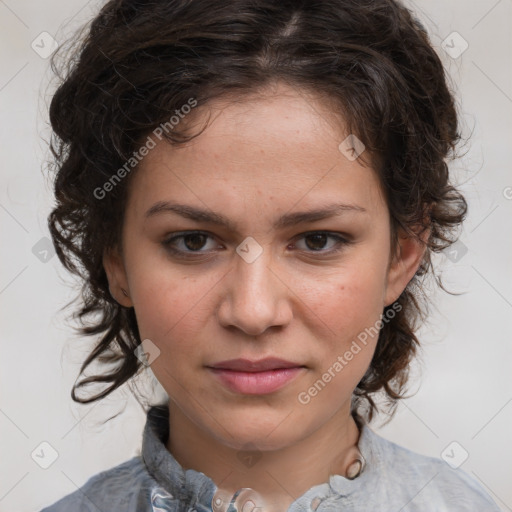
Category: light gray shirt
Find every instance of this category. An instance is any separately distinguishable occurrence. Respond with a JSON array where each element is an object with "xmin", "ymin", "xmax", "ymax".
[{"xmin": 40, "ymin": 405, "xmax": 500, "ymax": 511}]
